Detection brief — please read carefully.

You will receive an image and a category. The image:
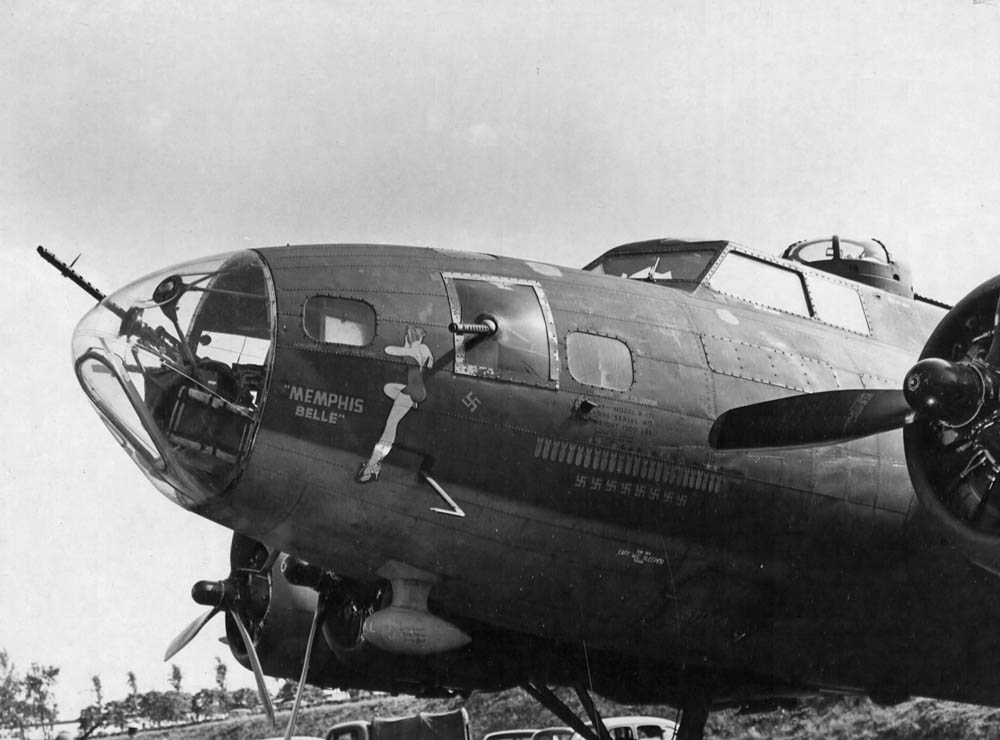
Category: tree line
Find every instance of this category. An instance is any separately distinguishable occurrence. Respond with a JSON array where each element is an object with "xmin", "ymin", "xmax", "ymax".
[
  {"xmin": 76, "ymin": 659, "xmax": 270, "ymax": 736},
  {"xmin": 1, "ymin": 650, "xmax": 60, "ymax": 739},
  {"xmin": 1, "ymin": 650, "xmax": 320, "ymax": 739}
]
